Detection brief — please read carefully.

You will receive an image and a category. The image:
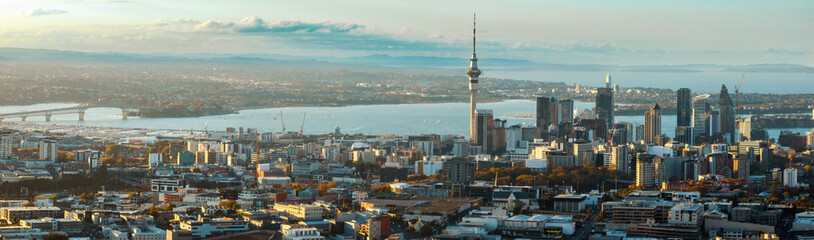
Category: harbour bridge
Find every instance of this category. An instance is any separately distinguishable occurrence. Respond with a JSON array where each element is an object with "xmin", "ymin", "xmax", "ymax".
[{"xmin": 0, "ymin": 104, "xmax": 140, "ymax": 123}]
